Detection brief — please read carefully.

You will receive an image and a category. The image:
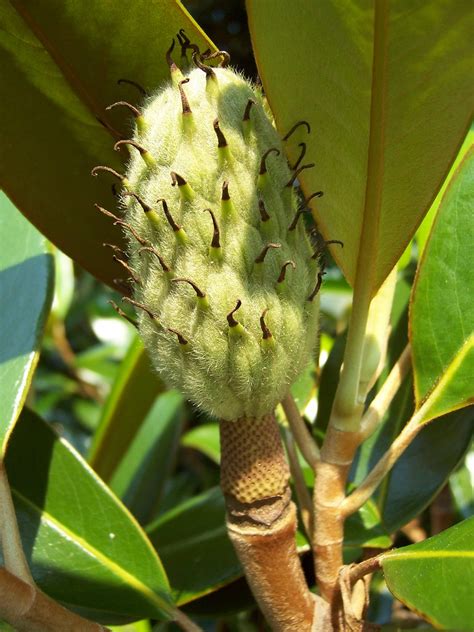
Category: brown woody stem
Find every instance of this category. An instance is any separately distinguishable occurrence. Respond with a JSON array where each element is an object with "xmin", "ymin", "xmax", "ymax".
[
  {"xmin": 220, "ymin": 414, "xmax": 314, "ymax": 631},
  {"xmin": 313, "ymin": 426, "xmax": 362, "ymax": 602},
  {"xmin": 0, "ymin": 567, "xmax": 109, "ymax": 631}
]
